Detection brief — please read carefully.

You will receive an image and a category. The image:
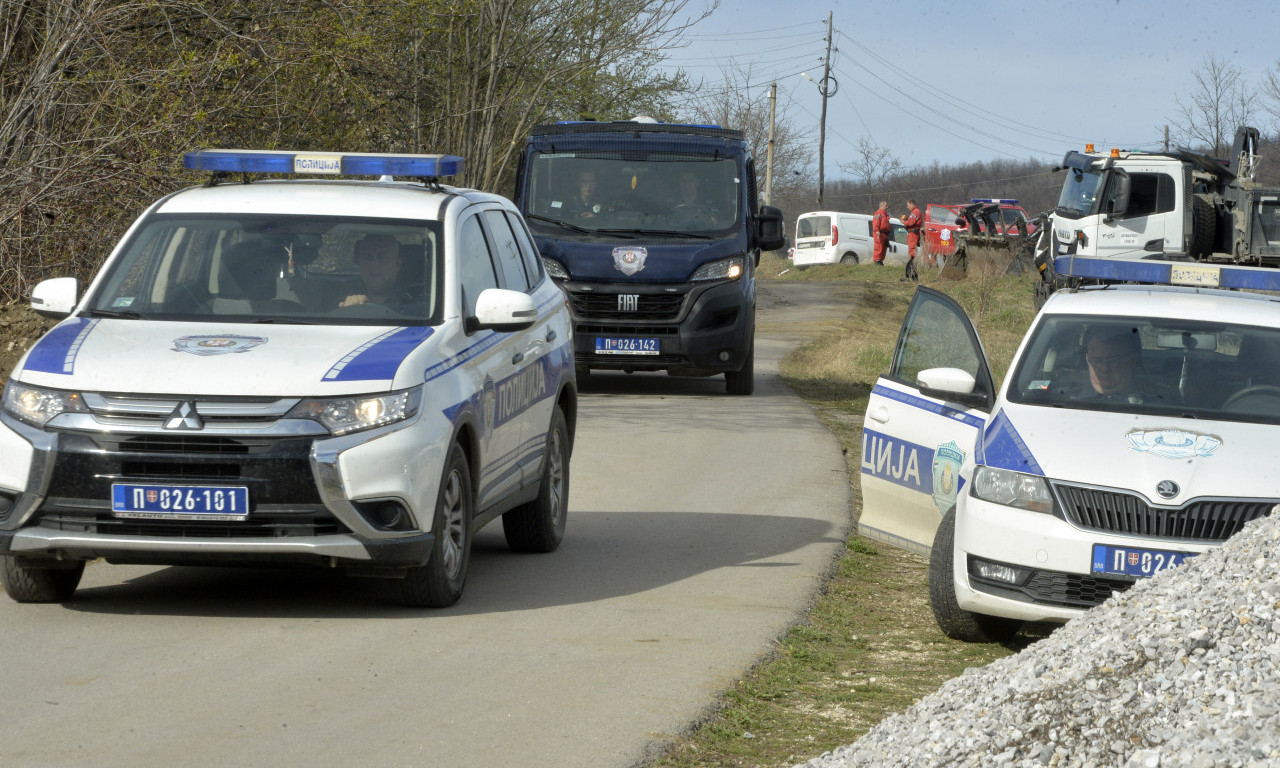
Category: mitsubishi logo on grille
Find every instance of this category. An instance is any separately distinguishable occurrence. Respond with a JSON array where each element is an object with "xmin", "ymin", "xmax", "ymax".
[
  {"xmin": 618, "ymin": 294, "xmax": 639, "ymax": 312},
  {"xmin": 164, "ymin": 401, "xmax": 204, "ymax": 430}
]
